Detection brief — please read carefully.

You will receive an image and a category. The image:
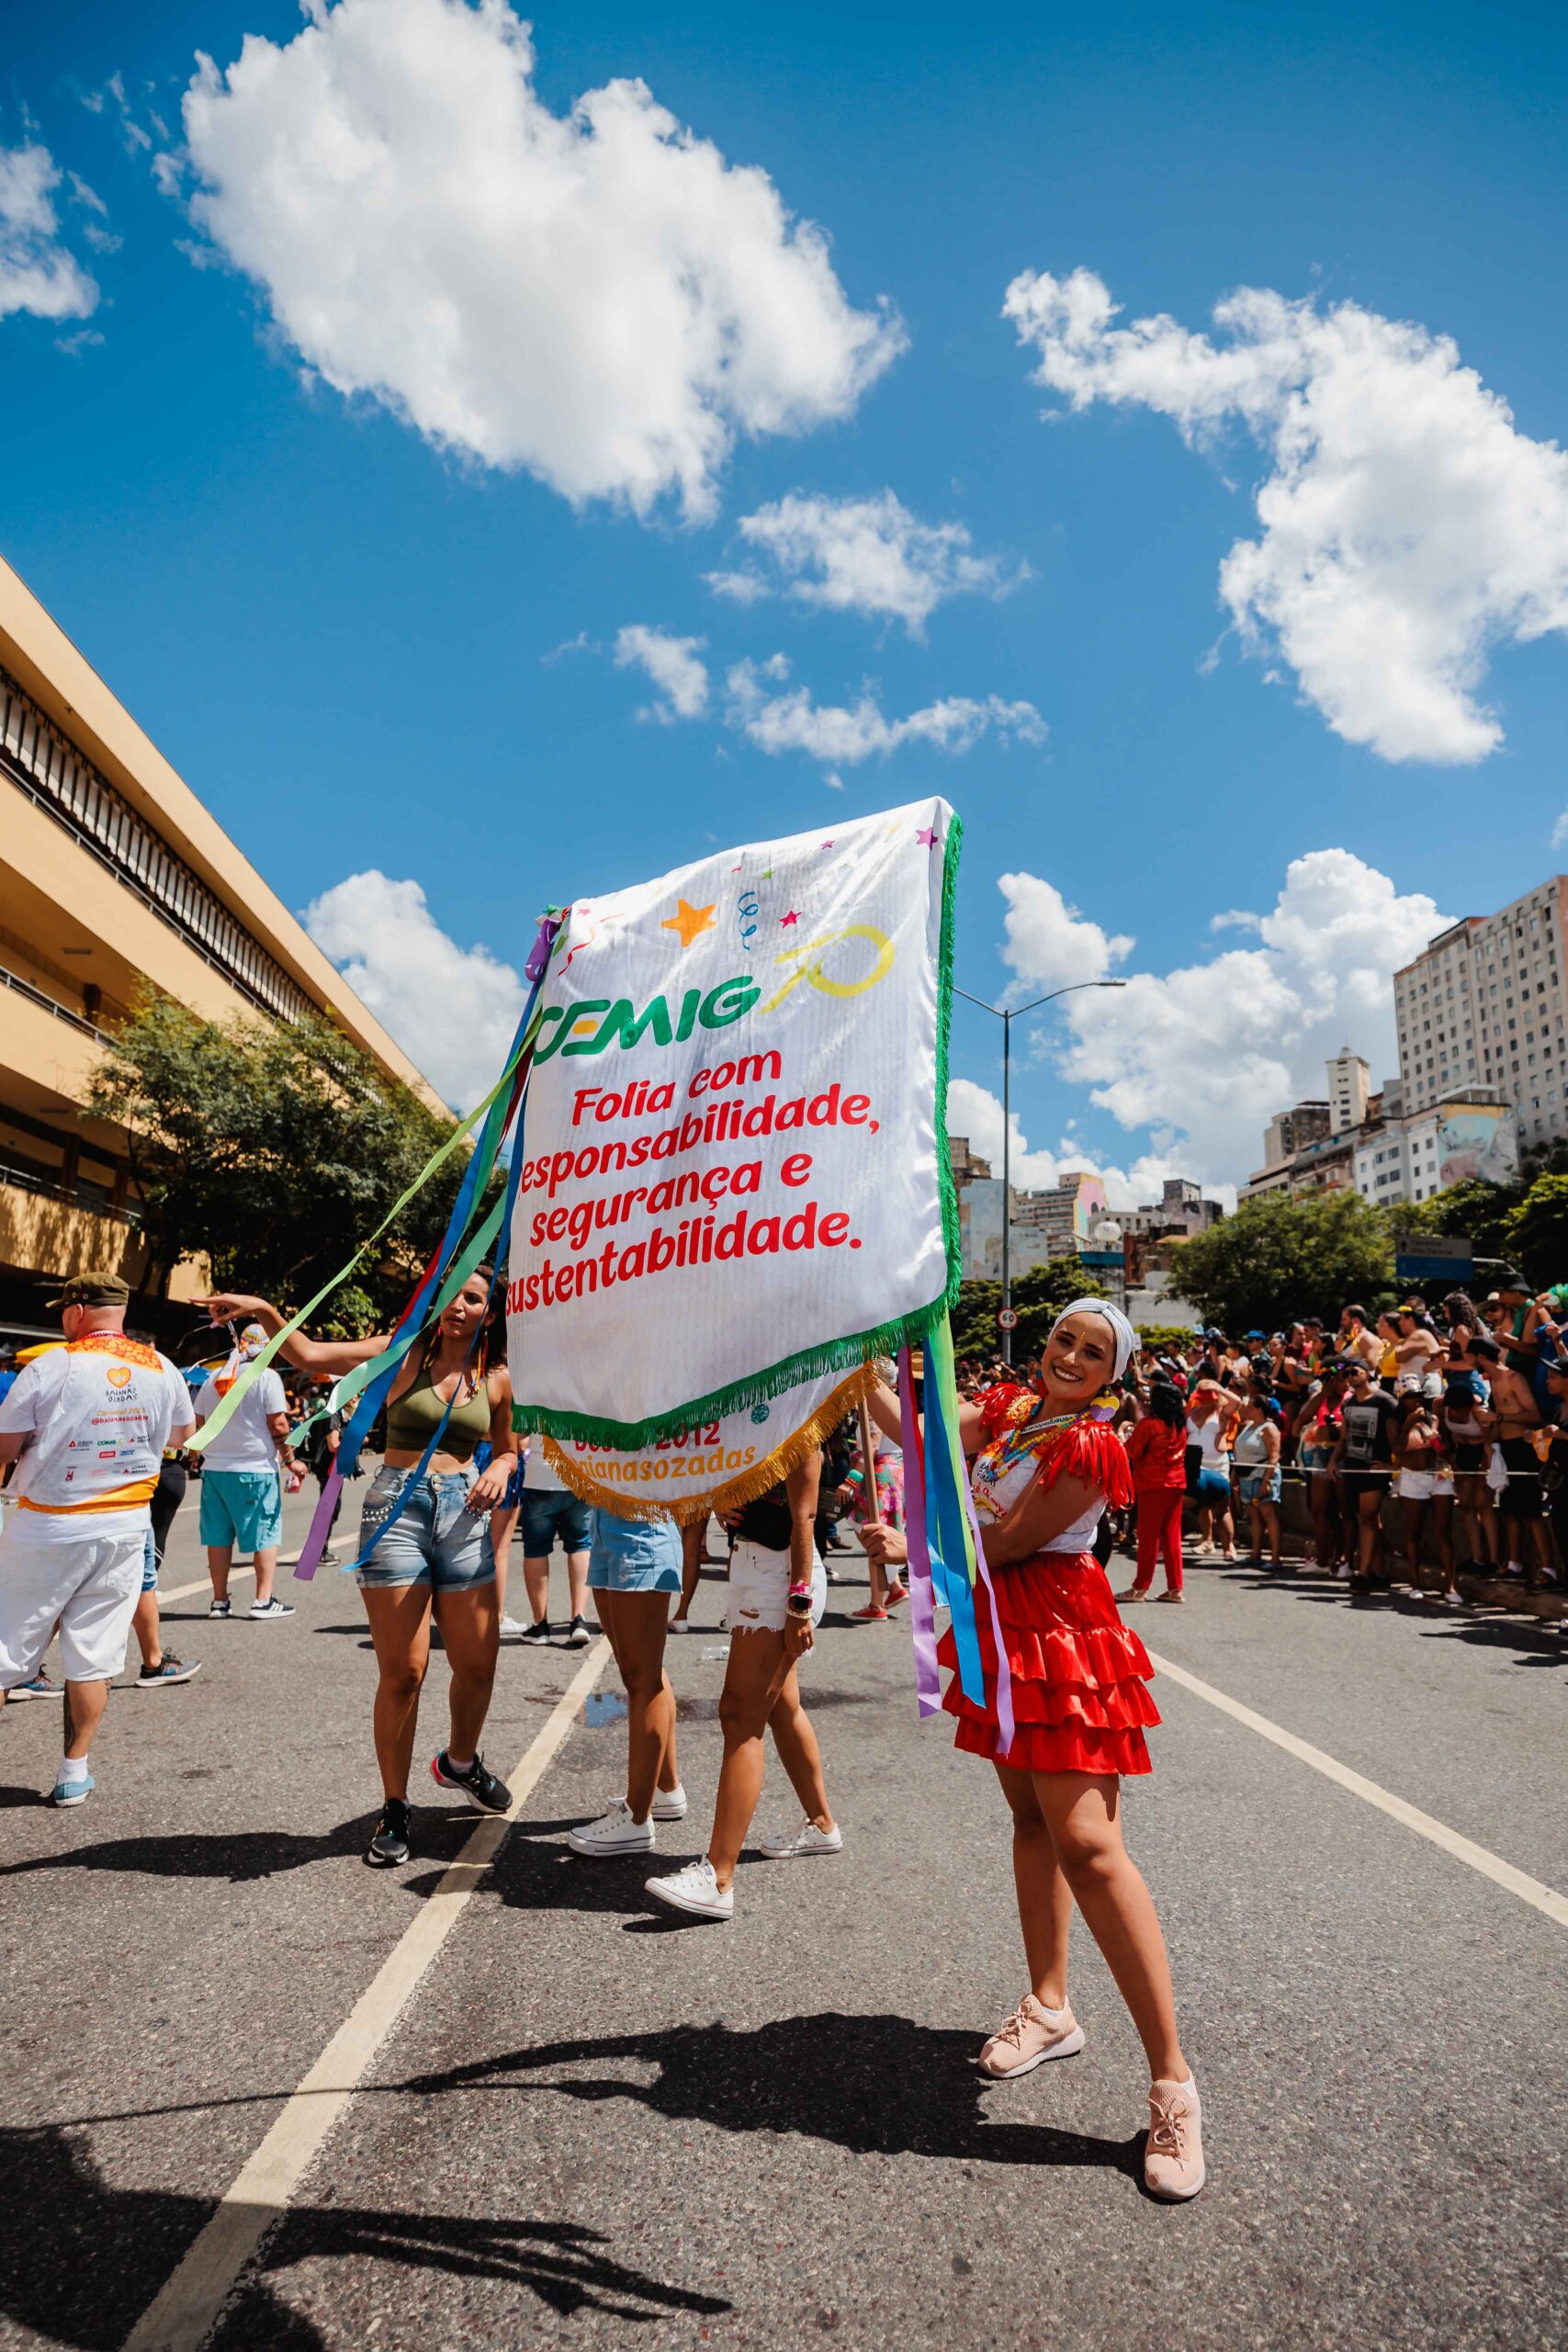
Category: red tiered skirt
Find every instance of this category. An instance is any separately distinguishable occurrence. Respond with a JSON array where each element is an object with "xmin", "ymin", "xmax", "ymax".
[{"xmin": 938, "ymin": 1550, "xmax": 1158, "ymax": 1777}]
